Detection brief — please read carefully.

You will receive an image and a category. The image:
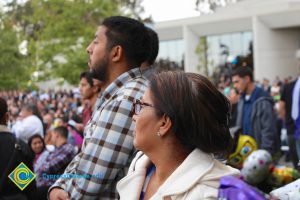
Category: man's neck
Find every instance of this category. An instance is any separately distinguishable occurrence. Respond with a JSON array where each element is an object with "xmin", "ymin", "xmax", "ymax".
[
  {"xmin": 246, "ymin": 82, "xmax": 255, "ymax": 95},
  {"xmin": 90, "ymin": 94, "xmax": 98, "ymax": 108},
  {"xmin": 101, "ymin": 64, "xmax": 131, "ymax": 91}
]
